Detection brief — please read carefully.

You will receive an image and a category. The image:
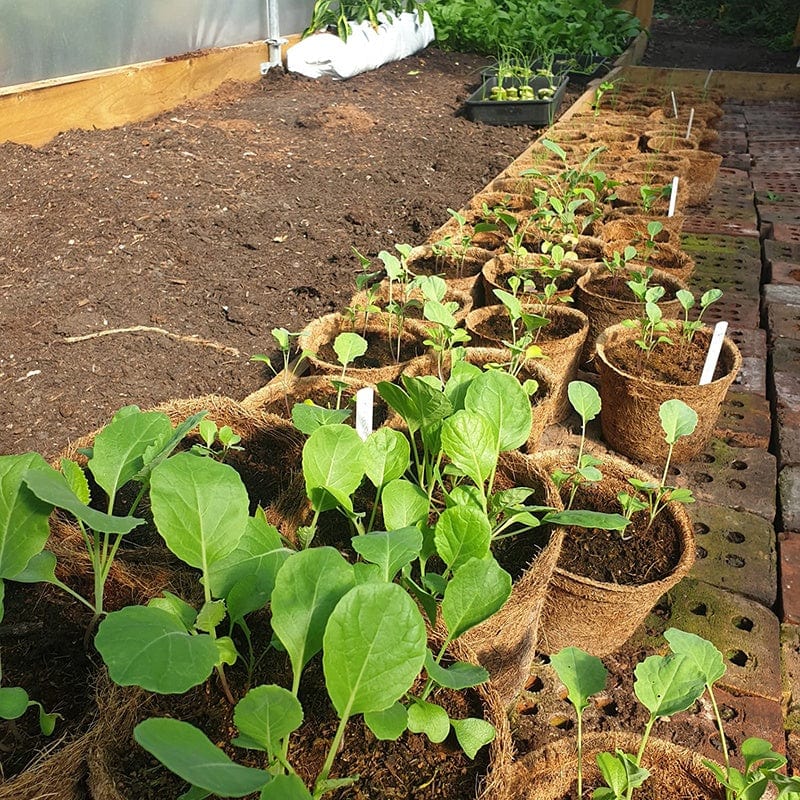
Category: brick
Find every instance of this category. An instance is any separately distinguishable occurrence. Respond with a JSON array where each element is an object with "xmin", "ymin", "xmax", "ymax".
[
  {"xmin": 781, "ymin": 544, "xmax": 800, "ymax": 626},
  {"xmin": 781, "ymin": 624, "xmax": 800, "ymax": 730},
  {"xmin": 771, "ymin": 261, "xmax": 800, "ymax": 286},
  {"xmin": 774, "ymin": 223, "xmax": 800, "ymax": 246},
  {"xmin": 790, "ymin": 731, "xmax": 800, "ymax": 776},
  {"xmin": 731, "ymin": 356, "xmax": 767, "ymax": 397},
  {"xmin": 716, "ymin": 391, "xmax": 771, "ymax": 449},
  {"xmin": 766, "ymin": 239, "xmax": 800, "ymax": 267},
  {"xmin": 766, "ymin": 303, "xmax": 800, "ymax": 342},
  {"xmin": 649, "ymin": 578, "xmax": 782, "ymax": 701},
  {"xmin": 775, "ymin": 405, "xmax": 800, "ymax": 470},
  {"xmin": 727, "ymin": 327, "xmax": 767, "ymax": 361},
  {"xmin": 682, "ymin": 217, "xmax": 760, "ymax": 238},
  {"xmin": 690, "ymin": 504, "xmax": 776, "ymax": 606},
  {"xmin": 671, "ymin": 440, "xmax": 777, "ymax": 522},
  {"xmin": 779, "ymin": 467, "xmax": 800, "ymax": 532}
]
